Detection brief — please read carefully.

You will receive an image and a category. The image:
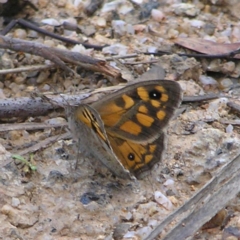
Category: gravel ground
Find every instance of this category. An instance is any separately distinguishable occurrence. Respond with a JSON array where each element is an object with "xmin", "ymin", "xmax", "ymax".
[{"xmin": 0, "ymin": 0, "xmax": 240, "ymax": 239}]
